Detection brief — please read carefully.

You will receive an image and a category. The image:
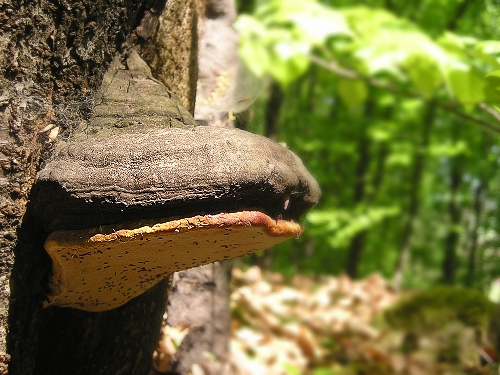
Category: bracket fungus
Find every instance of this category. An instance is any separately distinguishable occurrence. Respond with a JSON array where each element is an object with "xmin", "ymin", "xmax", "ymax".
[{"xmin": 30, "ymin": 51, "xmax": 320, "ymax": 312}]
